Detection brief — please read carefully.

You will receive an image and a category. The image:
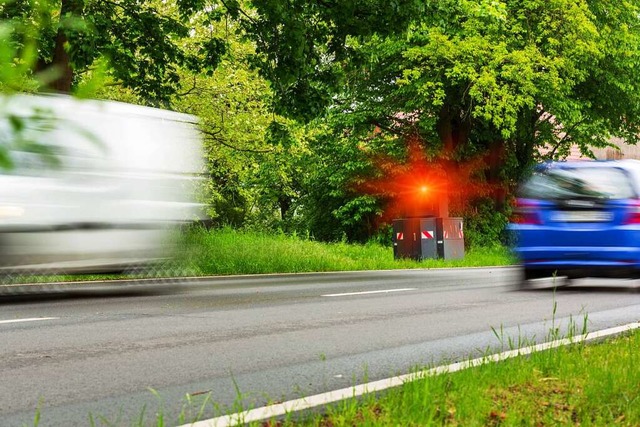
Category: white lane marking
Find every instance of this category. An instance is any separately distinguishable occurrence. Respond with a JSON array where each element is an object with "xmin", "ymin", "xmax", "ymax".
[
  {"xmin": 322, "ymin": 288, "xmax": 417, "ymax": 297},
  {"xmin": 0, "ymin": 317, "xmax": 59, "ymax": 325},
  {"xmin": 178, "ymin": 322, "xmax": 640, "ymax": 427}
]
